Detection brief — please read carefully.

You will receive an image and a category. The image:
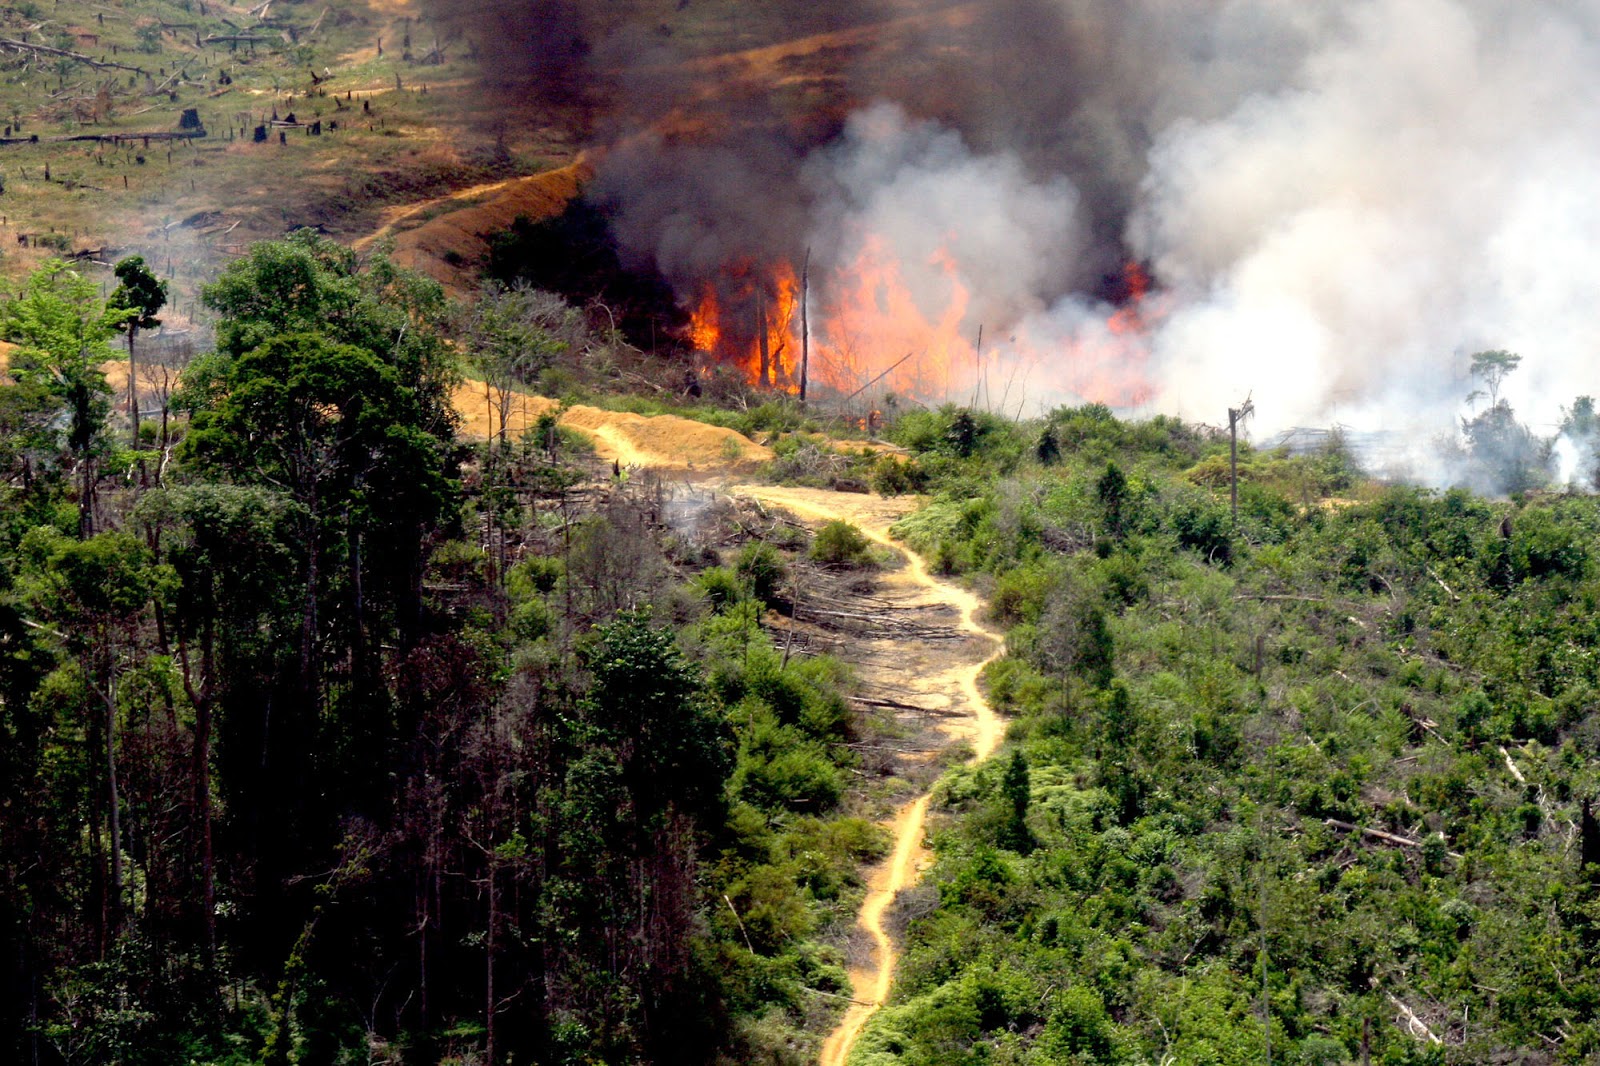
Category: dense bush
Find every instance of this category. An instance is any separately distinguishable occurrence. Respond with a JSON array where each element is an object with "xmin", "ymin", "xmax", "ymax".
[
  {"xmin": 849, "ymin": 403, "xmax": 1600, "ymax": 1065},
  {"xmin": 810, "ymin": 519, "xmax": 875, "ymax": 568}
]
